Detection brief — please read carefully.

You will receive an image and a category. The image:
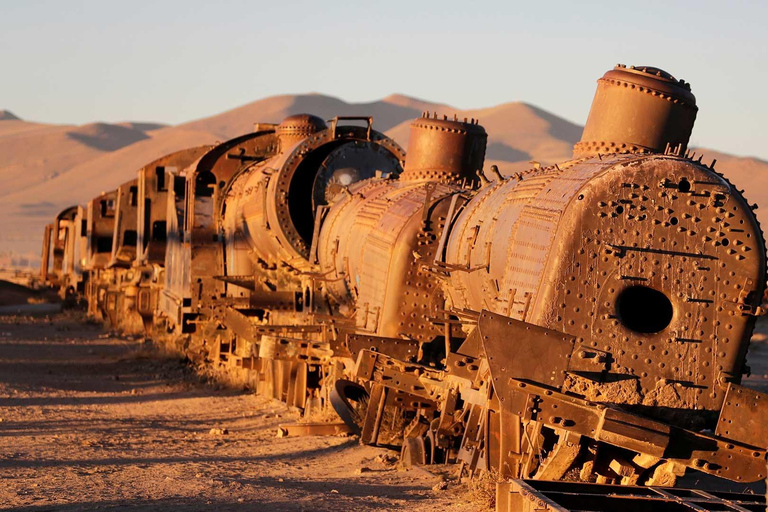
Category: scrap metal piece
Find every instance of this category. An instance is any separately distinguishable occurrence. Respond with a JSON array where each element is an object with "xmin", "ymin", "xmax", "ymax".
[
  {"xmin": 329, "ymin": 379, "xmax": 367, "ymax": 436},
  {"xmin": 498, "ymin": 480, "xmax": 766, "ymax": 512},
  {"xmin": 533, "ymin": 431, "xmax": 582, "ymax": 481},
  {"xmin": 400, "ymin": 436, "xmax": 428, "ymax": 467},
  {"xmin": 478, "ymin": 311, "xmax": 575, "ymax": 397},
  {"xmin": 360, "ymin": 383, "xmax": 387, "ymax": 446},
  {"xmin": 346, "ymin": 333, "xmax": 420, "ymax": 362},
  {"xmin": 276, "ymin": 422, "xmax": 353, "ymax": 437},
  {"xmin": 715, "ymin": 383, "xmax": 768, "ymax": 449},
  {"xmin": 259, "ymin": 335, "xmax": 332, "ymax": 364}
]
